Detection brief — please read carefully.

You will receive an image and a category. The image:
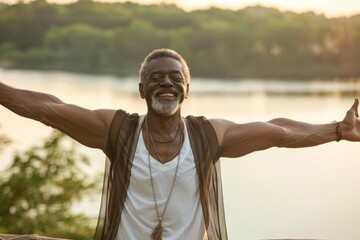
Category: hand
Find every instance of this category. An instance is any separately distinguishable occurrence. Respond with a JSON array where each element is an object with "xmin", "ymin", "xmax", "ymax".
[{"xmin": 342, "ymin": 98, "xmax": 360, "ymax": 141}]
